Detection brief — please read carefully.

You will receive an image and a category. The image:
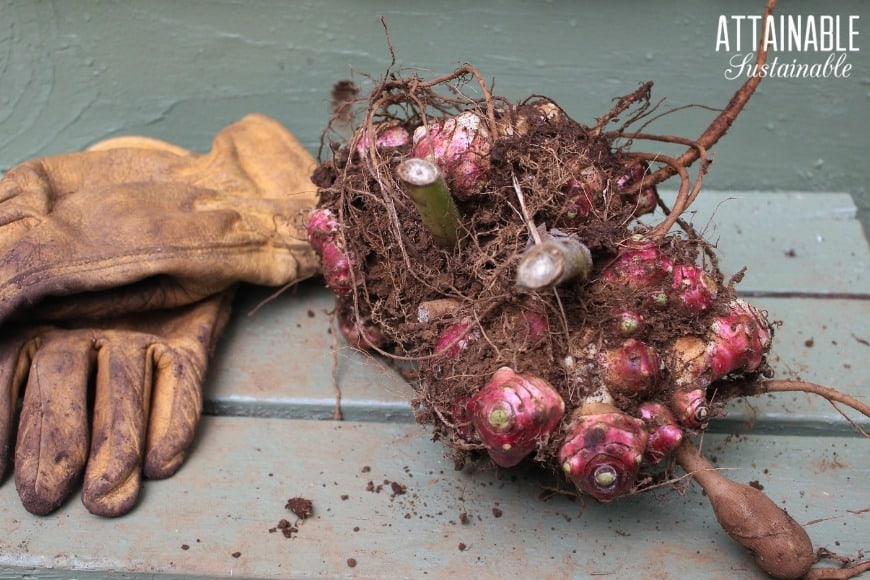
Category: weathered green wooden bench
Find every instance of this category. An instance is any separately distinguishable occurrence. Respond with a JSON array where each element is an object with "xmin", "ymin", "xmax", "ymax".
[
  {"xmin": 3, "ymin": 1, "xmax": 869, "ymax": 577},
  {"xmin": 0, "ymin": 191, "xmax": 866, "ymax": 579}
]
